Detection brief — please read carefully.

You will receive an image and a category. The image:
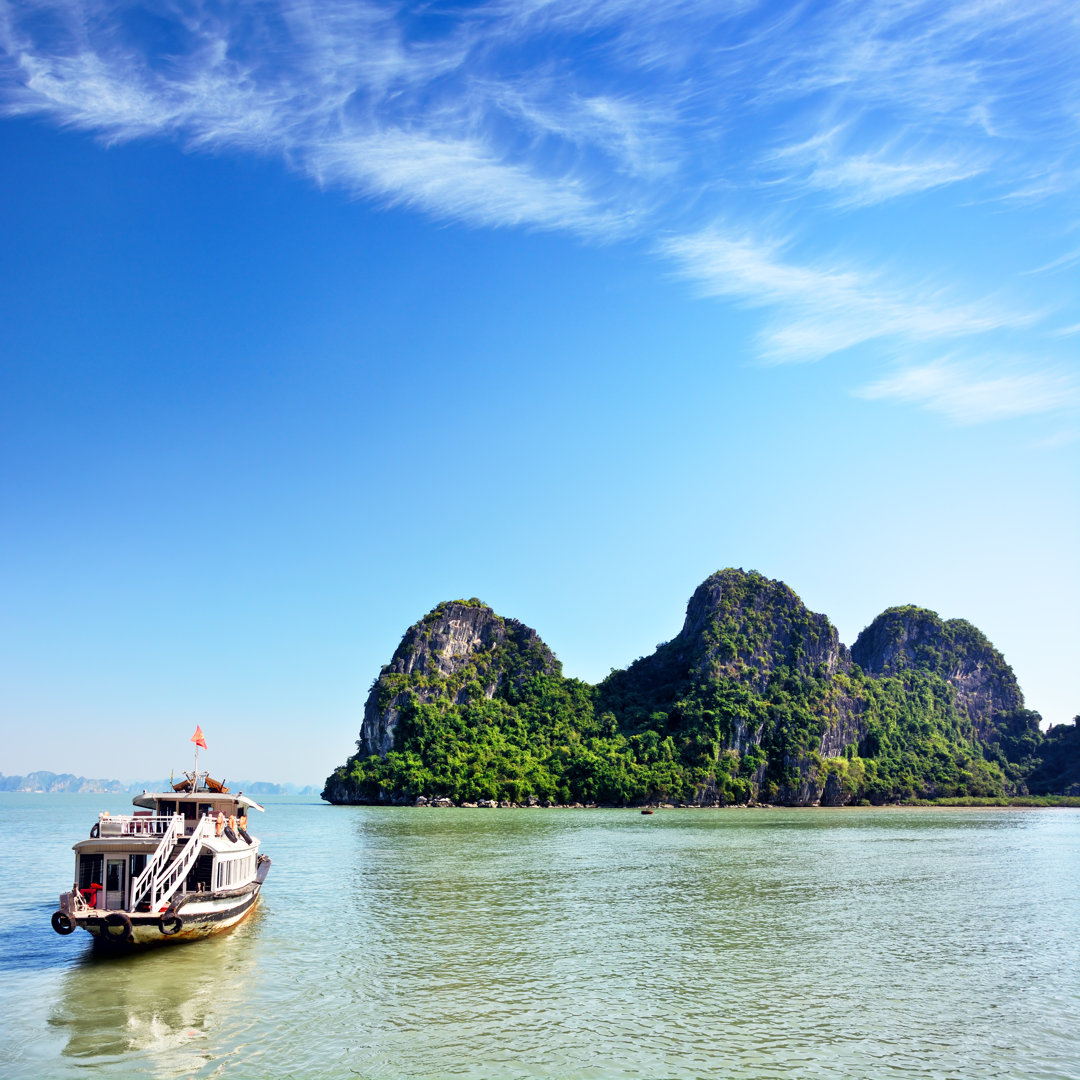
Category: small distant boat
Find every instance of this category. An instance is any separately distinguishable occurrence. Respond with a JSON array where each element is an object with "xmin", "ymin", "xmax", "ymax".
[
  {"xmin": 50, "ymin": 731, "xmax": 270, "ymax": 948},
  {"xmin": 641, "ymin": 809, "xmax": 654, "ymax": 815}
]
